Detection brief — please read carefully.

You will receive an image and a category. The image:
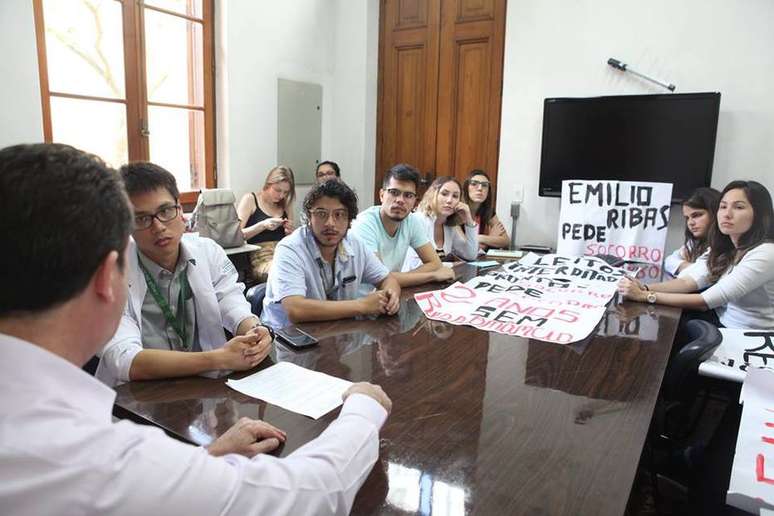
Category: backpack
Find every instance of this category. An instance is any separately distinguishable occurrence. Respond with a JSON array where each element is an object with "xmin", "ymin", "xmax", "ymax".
[{"xmin": 191, "ymin": 189, "xmax": 245, "ymax": 248}]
